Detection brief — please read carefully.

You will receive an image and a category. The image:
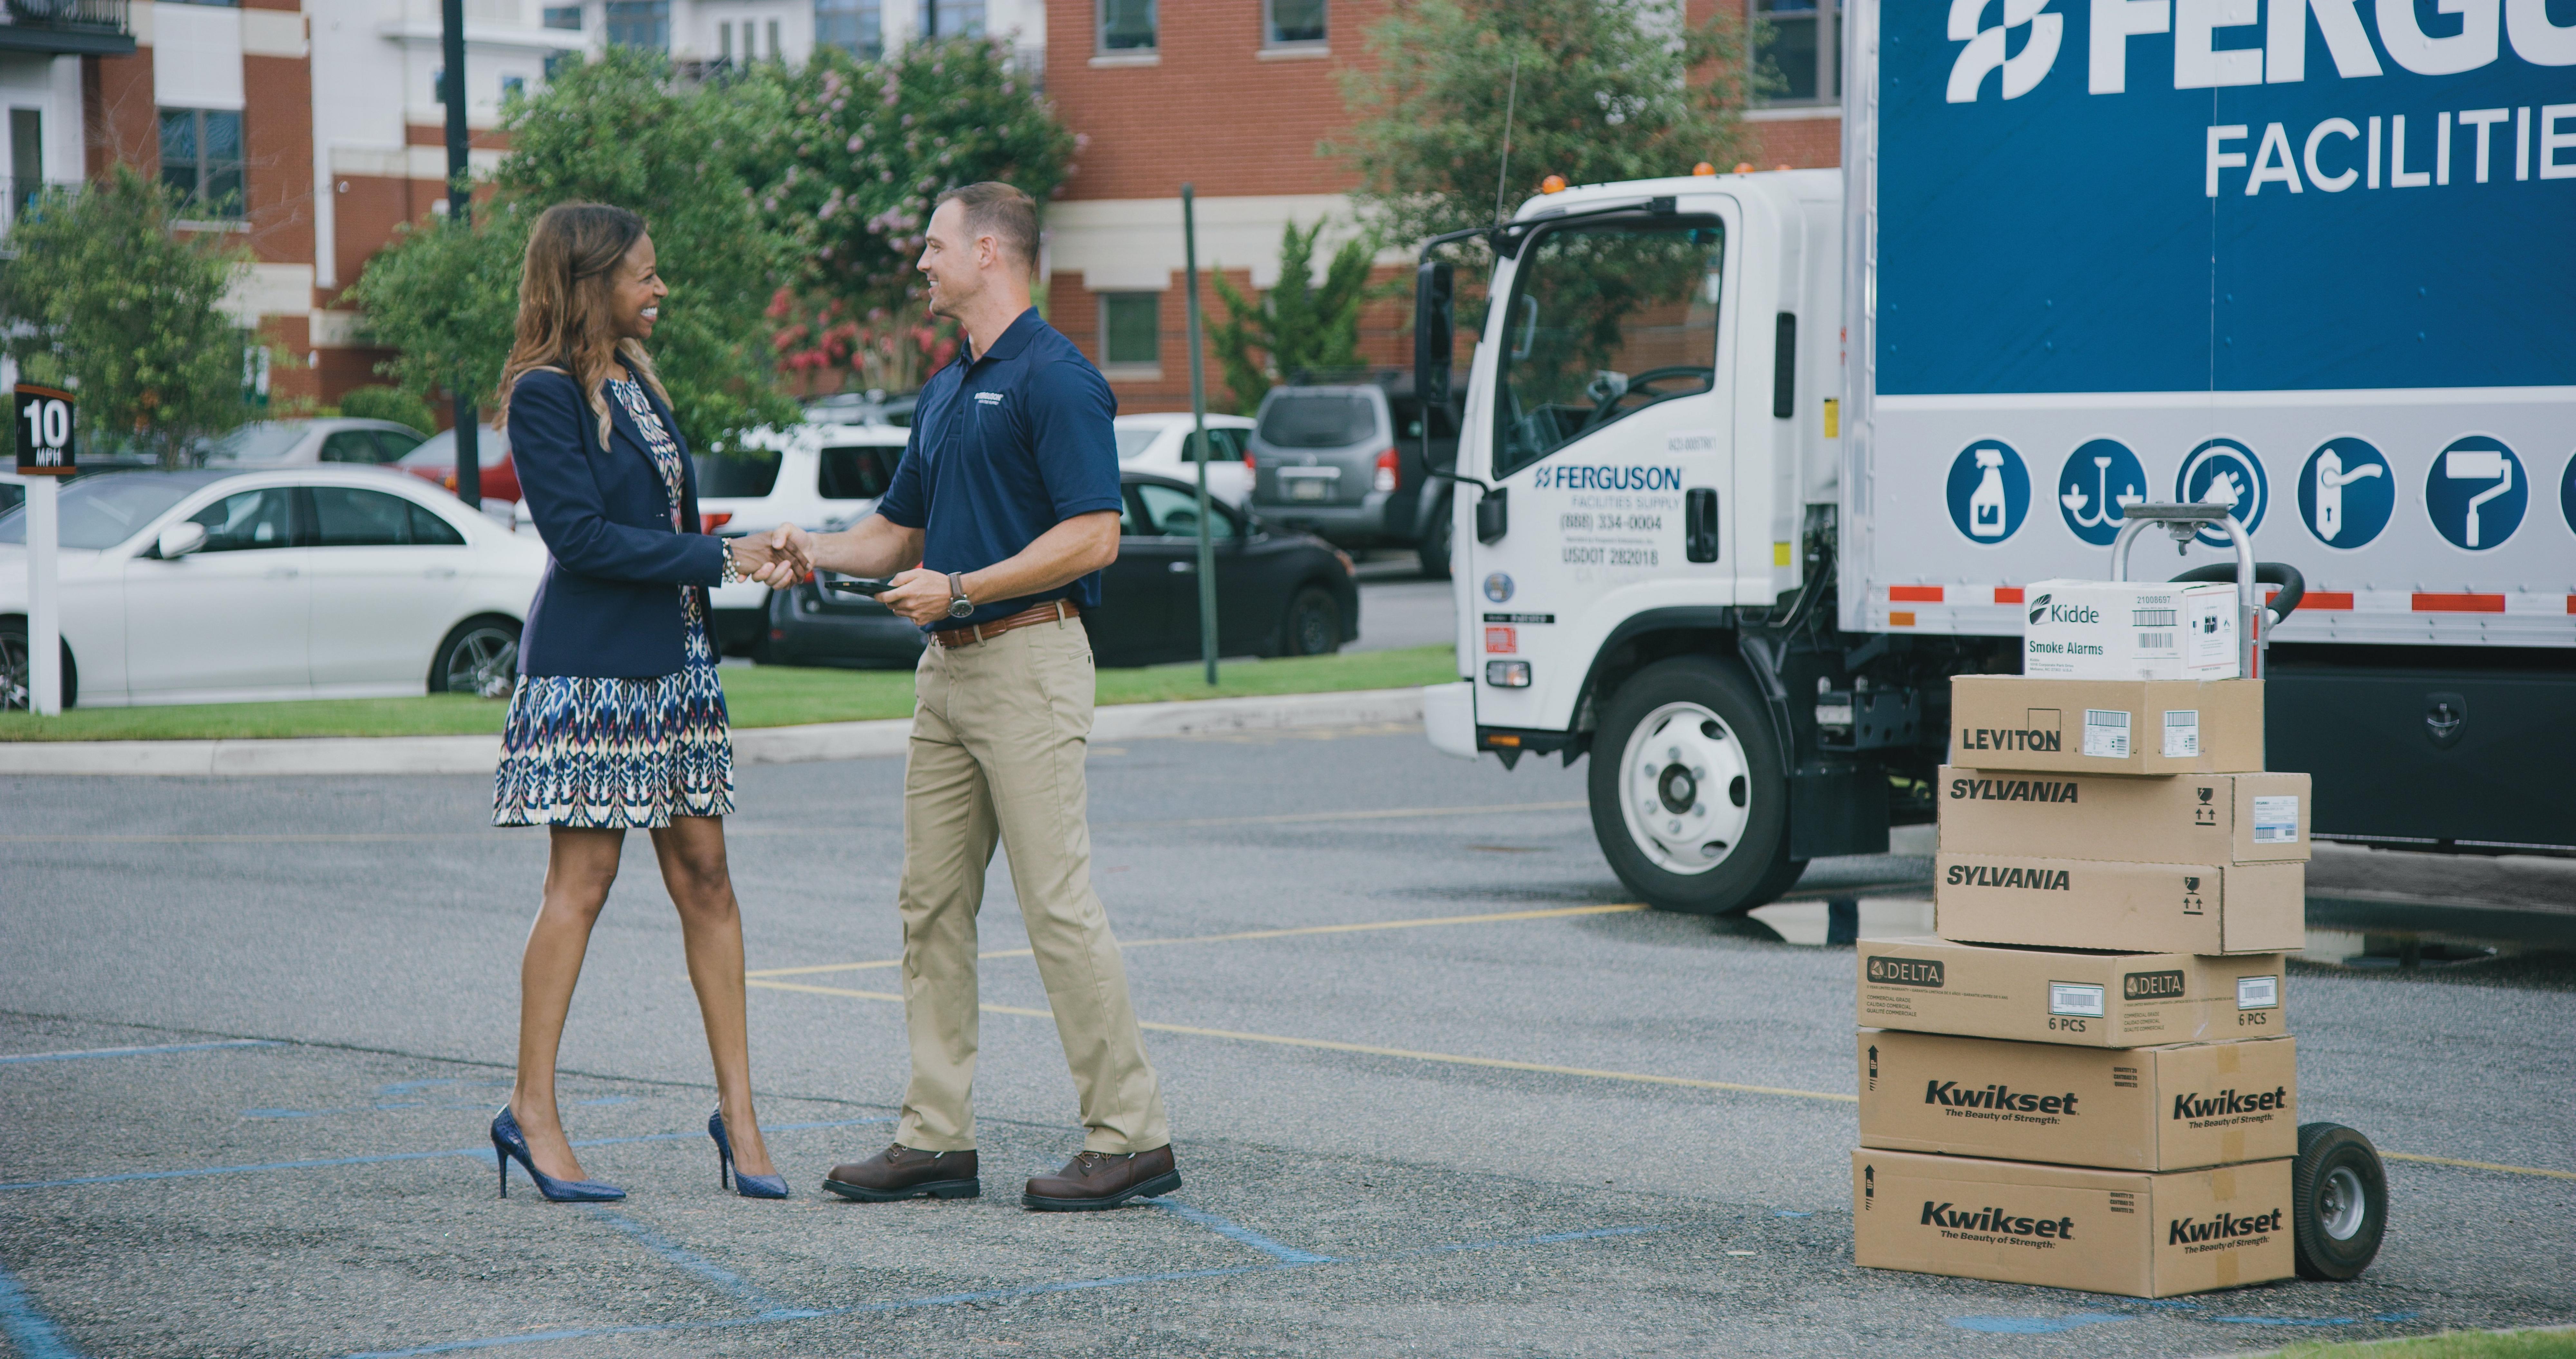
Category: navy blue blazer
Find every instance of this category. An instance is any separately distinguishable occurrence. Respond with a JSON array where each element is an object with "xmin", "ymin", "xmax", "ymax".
[{"xmin": 508, "ymin": 367, "xmax": 726, "ymax": 679}]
